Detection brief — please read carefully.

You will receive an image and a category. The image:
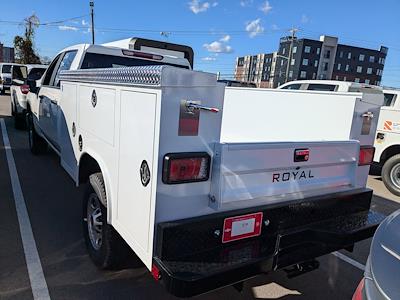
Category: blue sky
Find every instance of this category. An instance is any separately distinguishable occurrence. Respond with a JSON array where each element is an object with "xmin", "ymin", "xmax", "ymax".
[{"xmin": 1, "ymin": 0, "xmax": 399, "ymax": 86}]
